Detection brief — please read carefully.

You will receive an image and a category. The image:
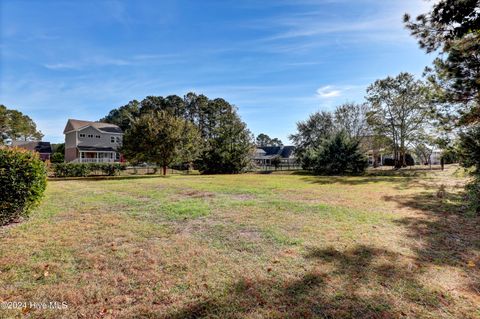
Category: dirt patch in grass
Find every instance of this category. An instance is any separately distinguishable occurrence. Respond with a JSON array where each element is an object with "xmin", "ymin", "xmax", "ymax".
[
  {"xmin": 174, "ymin": 217, "xmax": 281, "ymax": 255},
  {"xmin": 177, "ymin": 189, "xmax": 216, "ymax": 199},
  {"xmin": 229, "ymin": 193, "xmax": 257, "ymax": 201}
]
